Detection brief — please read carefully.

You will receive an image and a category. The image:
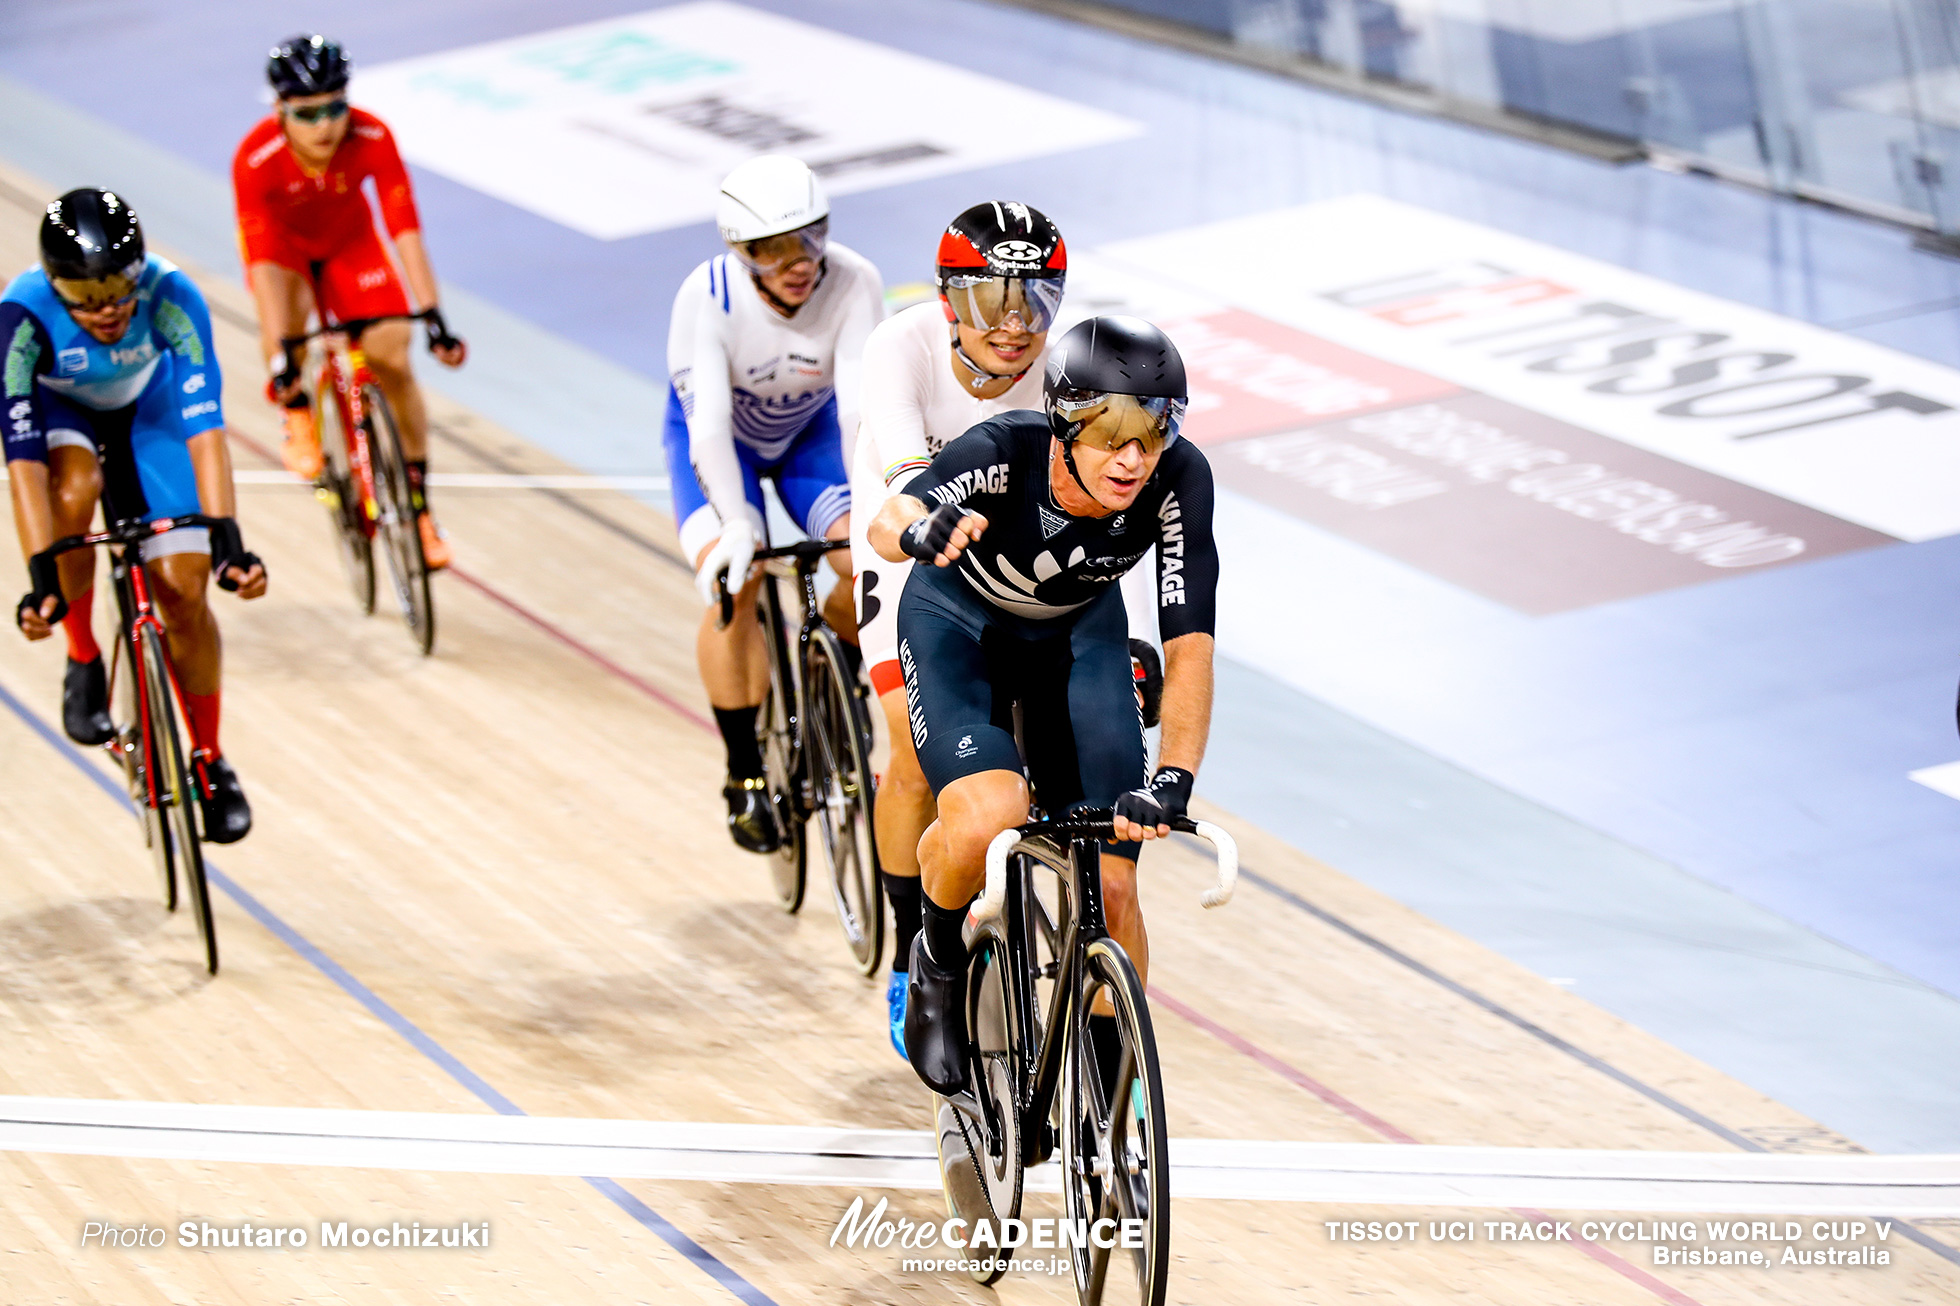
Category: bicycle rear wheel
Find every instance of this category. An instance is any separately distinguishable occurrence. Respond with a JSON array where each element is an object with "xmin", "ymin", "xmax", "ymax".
[
  {"xmin": 109, "ymin": 617, "xmax": 174, "ymax": 911},
  {"xmin": 804, "ymin": 627, "xmax": 882, "ymax": 974},
  {"xmin": 317, "ymin": 380, "xmax": 375, "ymax": 615},
  {"xmin": 365, "ymin": 383, "xmax": 435, "ymax": 655},
  {"xmin": 756, "ymin": 586, "xmax": 806, "ymax": 911},
  {"xmin": 1060, "ymin": 938, "xmax": 1167, "ymax": 1306},
  {"xmin": 138, "ymin": 625, "xmax": 218, "ymax": 975}
]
